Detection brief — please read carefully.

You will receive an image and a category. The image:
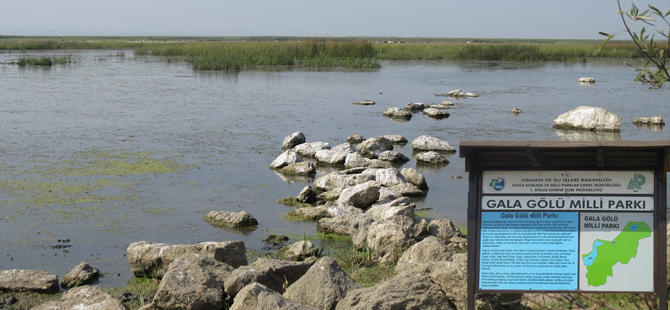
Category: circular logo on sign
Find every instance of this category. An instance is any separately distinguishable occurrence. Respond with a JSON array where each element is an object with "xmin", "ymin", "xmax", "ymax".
[{"xmin": 488, "ymin": 177, "xmax": 505, "ymax": 192}]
